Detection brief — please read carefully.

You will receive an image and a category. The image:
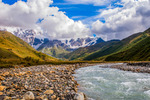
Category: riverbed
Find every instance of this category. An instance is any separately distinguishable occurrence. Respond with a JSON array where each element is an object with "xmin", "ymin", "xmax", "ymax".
[{"xmin": 74, "ymin": 63, "xmax": 150, "ymax": 100}]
